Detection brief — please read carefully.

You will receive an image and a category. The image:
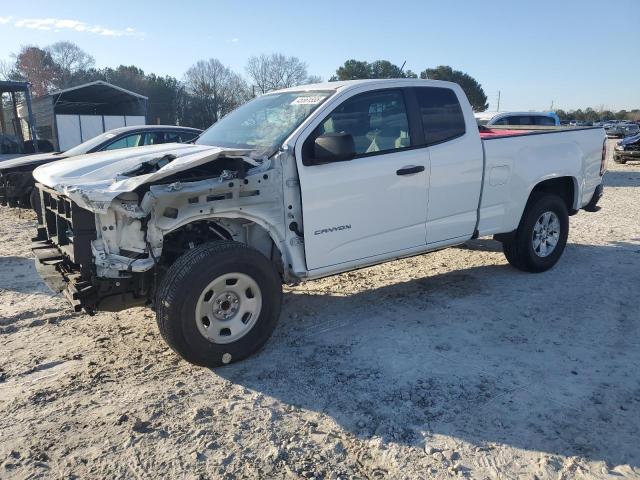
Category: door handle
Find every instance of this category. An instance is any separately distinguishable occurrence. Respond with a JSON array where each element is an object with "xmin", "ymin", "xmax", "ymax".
[{"xmin": 396, "ymin": 165, "xmax": 425, "ymax": 176}]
